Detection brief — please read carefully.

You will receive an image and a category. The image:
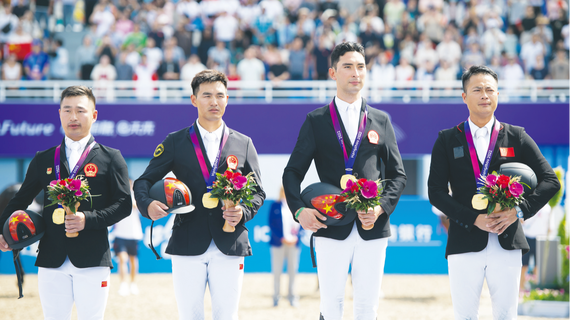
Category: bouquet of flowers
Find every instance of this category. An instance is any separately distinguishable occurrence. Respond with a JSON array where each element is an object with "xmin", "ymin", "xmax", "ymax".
[
  {"xmin": 340, "ymin": 178, "xmax": 384, "ymax": 230},
  {"xmin": 478, "ymin": 172, "xmax": 528, "ymax": 214},
  {"xmin": 210, "ymin": 169, "xmax": 258, "ymax": 232},
  {"xmin": 46, "ymin": 176, "xmax": 93, "ymax": 237}
]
